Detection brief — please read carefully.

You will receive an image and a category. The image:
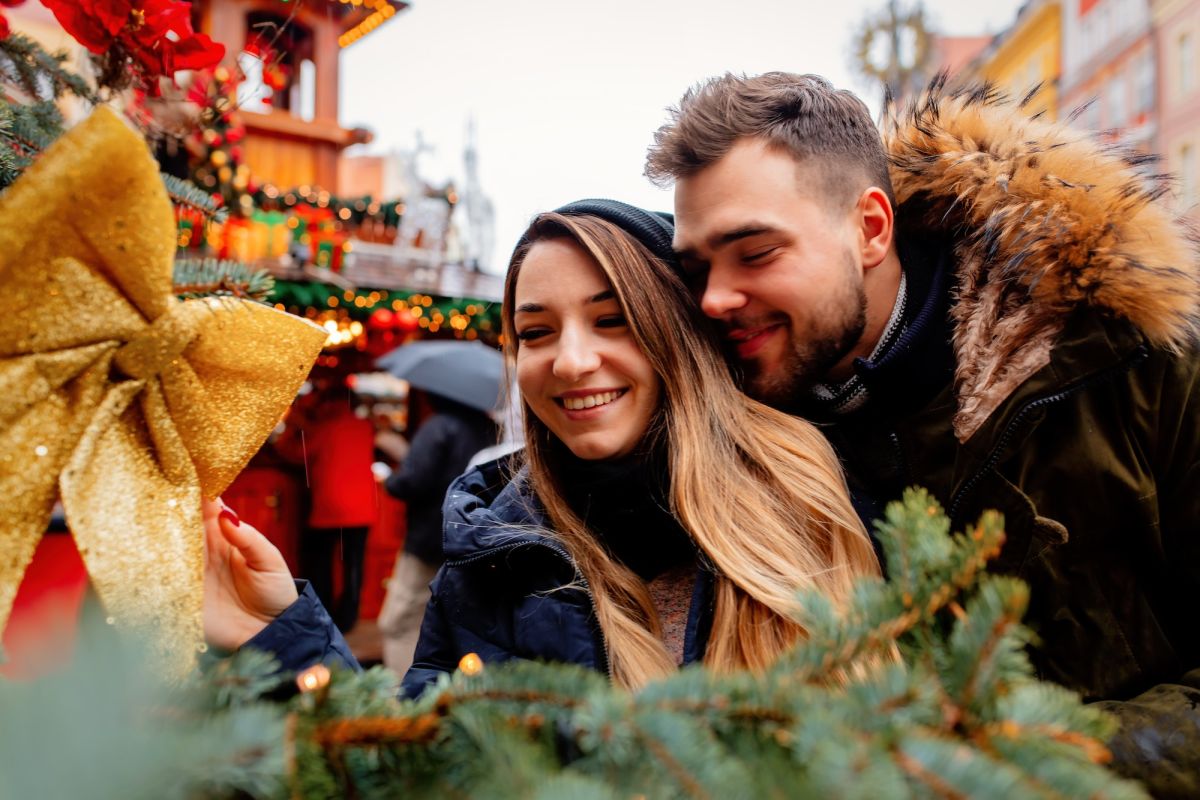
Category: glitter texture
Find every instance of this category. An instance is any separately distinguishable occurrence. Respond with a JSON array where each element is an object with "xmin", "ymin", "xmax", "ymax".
[{"xmin": 0, "ymin": 108, "xmax": 327, "ymax": 678}]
